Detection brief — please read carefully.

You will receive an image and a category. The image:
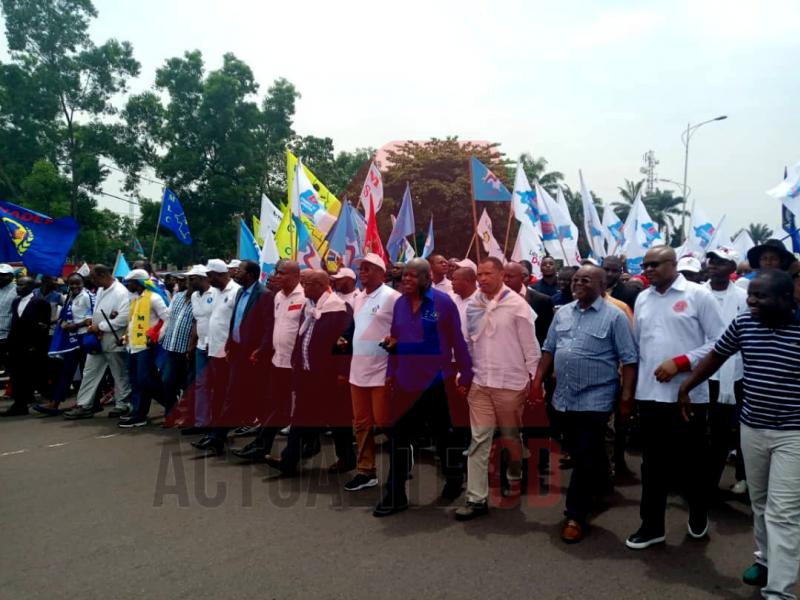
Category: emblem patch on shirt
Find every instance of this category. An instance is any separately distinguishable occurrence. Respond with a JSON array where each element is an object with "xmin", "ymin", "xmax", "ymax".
[
  {"xmin": 288, "ymin": 303, "xmax": 303, "ymax": 311},
  {"xmin": 672, "ymin": 300, "xmax": 688, "ymax": 313}
]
